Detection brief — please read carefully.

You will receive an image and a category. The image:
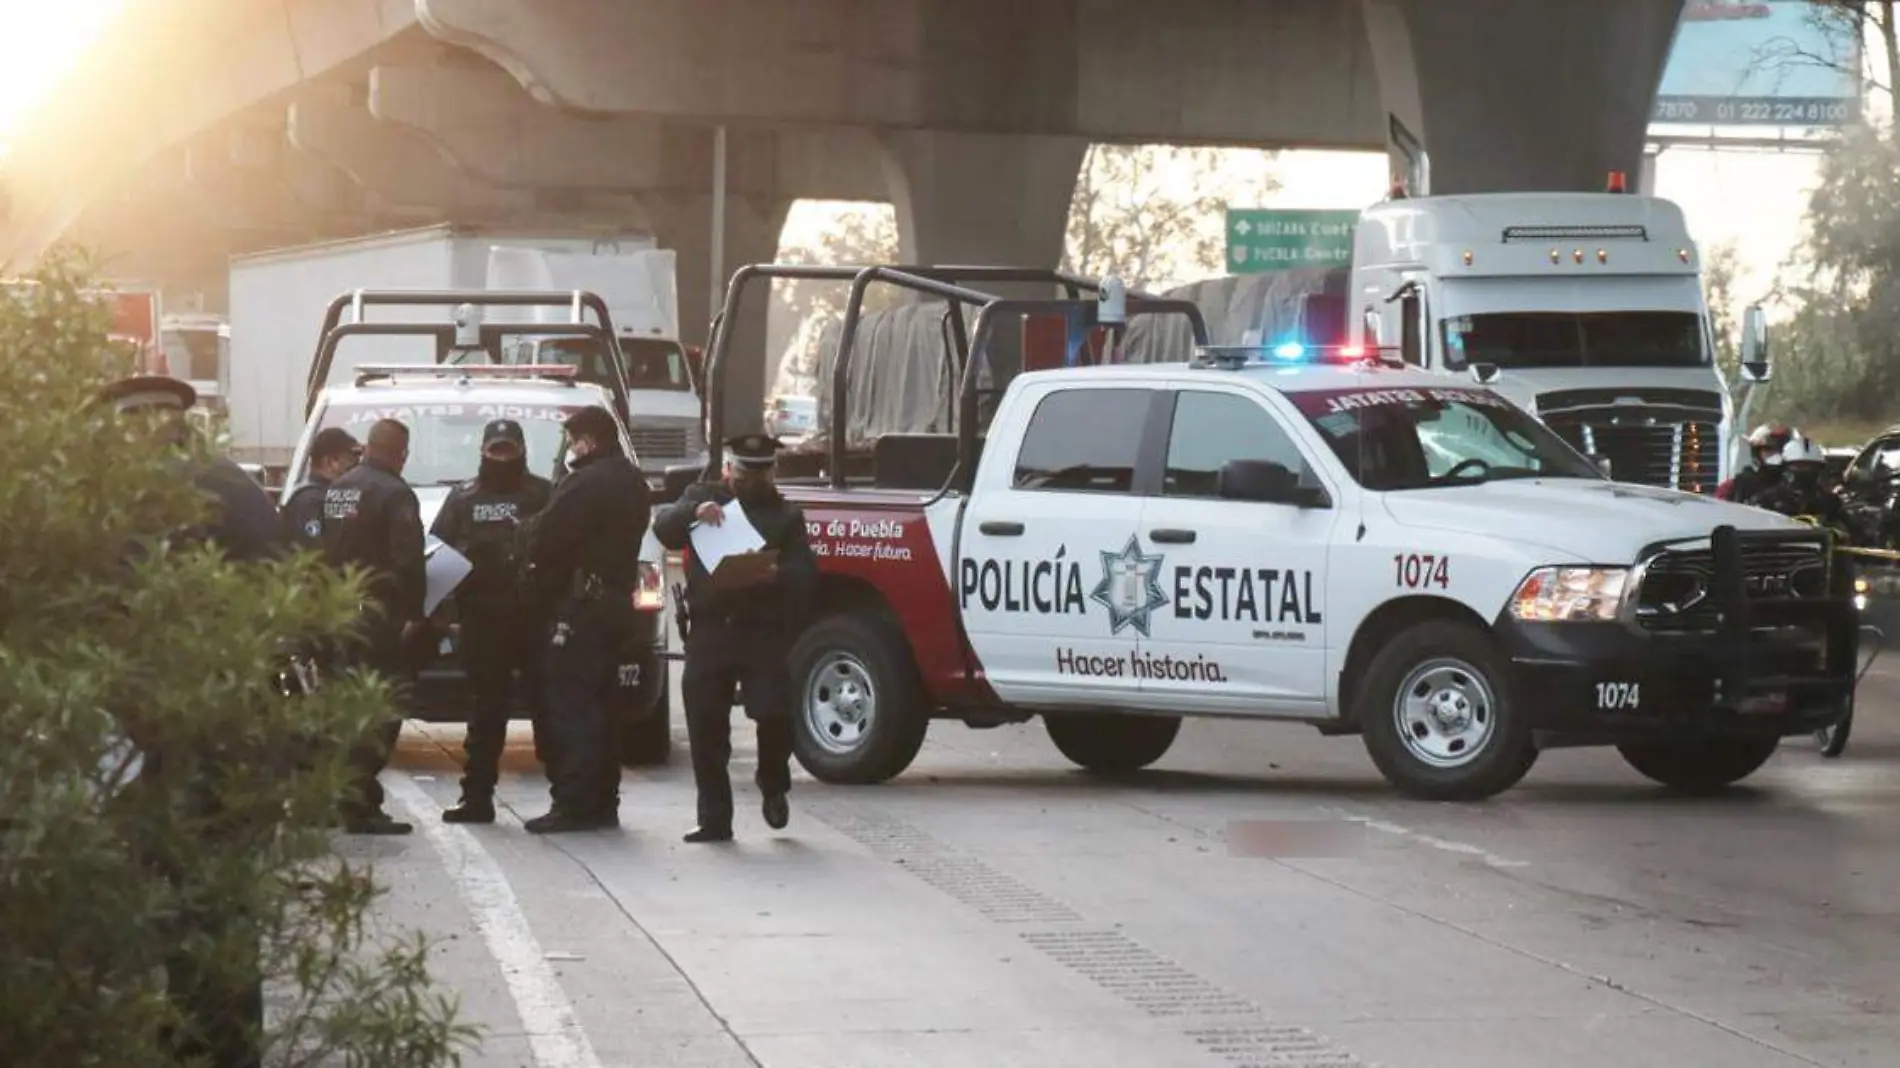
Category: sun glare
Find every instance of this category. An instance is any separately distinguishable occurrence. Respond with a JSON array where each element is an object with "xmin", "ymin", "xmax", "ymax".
[{"xmin": 0, "ymin": 0, "xmax": 128, "ymax": 146}]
